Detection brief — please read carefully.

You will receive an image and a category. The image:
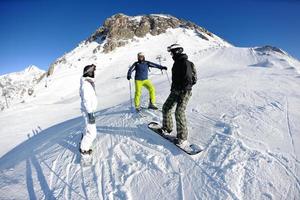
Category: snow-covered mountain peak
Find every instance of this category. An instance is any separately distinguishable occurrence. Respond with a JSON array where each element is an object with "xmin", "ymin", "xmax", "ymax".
[
  {"xmin": 0, "ymin": 65, "xmax": 44, "ymax": 78},
  {"xmin": 46, "ymin": 13, "xmax": 231, "ymax": 76},
  {"xmin": 0, "ymin": 65, "xmax": 45, "ymax": 111},
  {"xmin": 87, "ymin": 13, "xmax": 231, "ymax": 53},
  {"xmin": 254, "ymin": 45, "xmax": 287, "ymax": 56},
  {"xmin": 23, "ymin": 65, "xmax": 44, "ymax": 74}
]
